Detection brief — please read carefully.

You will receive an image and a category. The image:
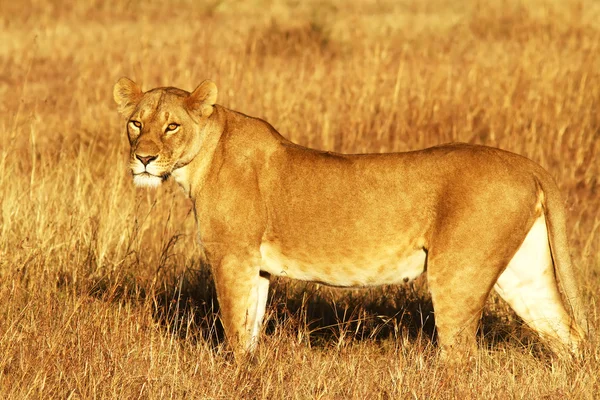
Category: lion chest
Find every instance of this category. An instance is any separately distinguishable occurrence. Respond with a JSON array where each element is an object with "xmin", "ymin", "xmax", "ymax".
[{"xmin": 259, "ymin": 242, "xmax": 426, "ymax": 287}]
